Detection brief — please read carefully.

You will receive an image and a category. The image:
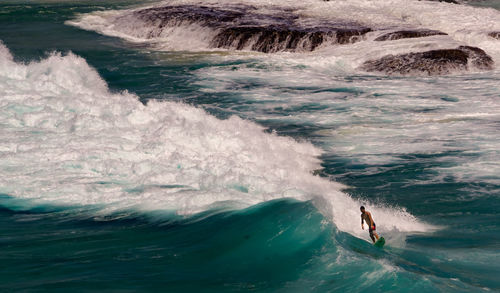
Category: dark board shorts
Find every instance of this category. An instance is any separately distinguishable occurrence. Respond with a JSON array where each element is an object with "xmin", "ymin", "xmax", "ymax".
[{"xmin": 369, "ymin": 223, "xmax": 376, "ymax": 237}]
